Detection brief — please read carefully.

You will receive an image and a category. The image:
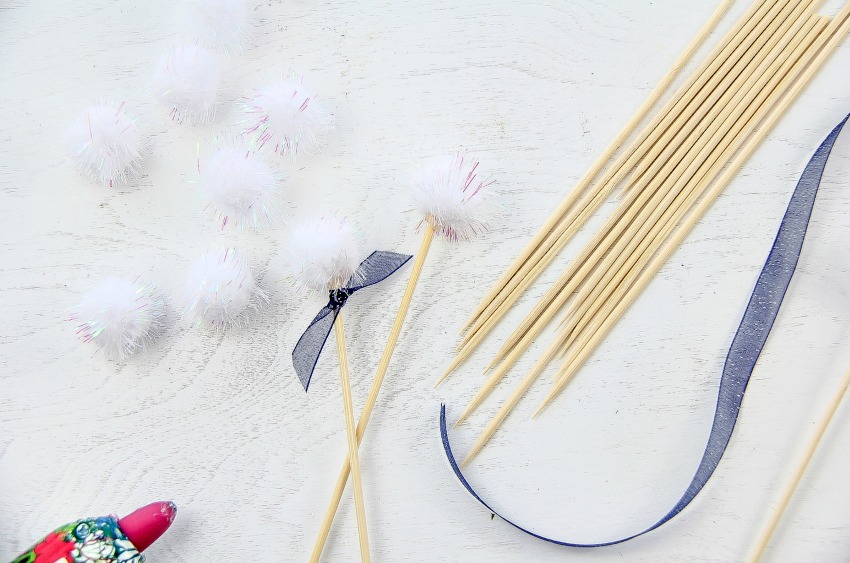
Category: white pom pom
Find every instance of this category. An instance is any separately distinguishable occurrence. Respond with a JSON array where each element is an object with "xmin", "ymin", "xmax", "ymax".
[
  {"xmin": 65, "ymin": 103, "xmax": 147, "ymax": 187},
  {"xmin": 410, "ymin": 152, "xmax": 493, "ymax": 241},
  {"xmin": 184, "ymin": 248, "xmax": 267, "ymax": 328},
  {"xmin": 179, "ymin": 0, "xmax": 249, "ymax": 51},
  {"xmin": 286, "ymin": 216, "xmax": 359, "ymax": 292},
  {"xmin": 200, "ymin": 143, "xmax": 282, "ymax": 229},
  {"xmin": 245, "ymin": 78, "xmax": 331, "ymax": 159},
  {"xmin": 70, "ymin": 276, "xmax": 165, "ymax": 360},
  {"xmin": 152, "ymin": 43, "xmax": 220, "ymax": 124}
]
